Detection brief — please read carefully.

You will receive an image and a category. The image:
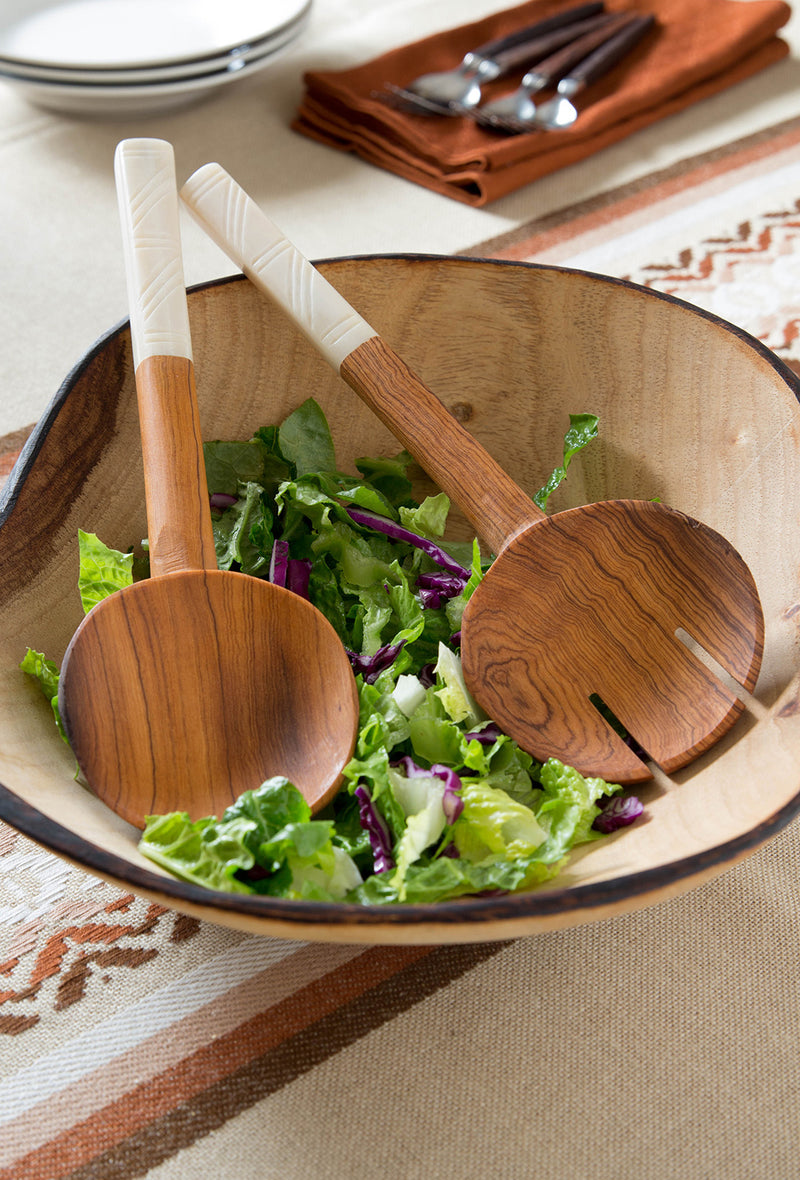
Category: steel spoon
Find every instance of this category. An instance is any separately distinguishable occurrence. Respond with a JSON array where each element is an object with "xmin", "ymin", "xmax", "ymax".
[{"xmin": 534, "ymin": 13, "xmax": 656, "ymax": 131}]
